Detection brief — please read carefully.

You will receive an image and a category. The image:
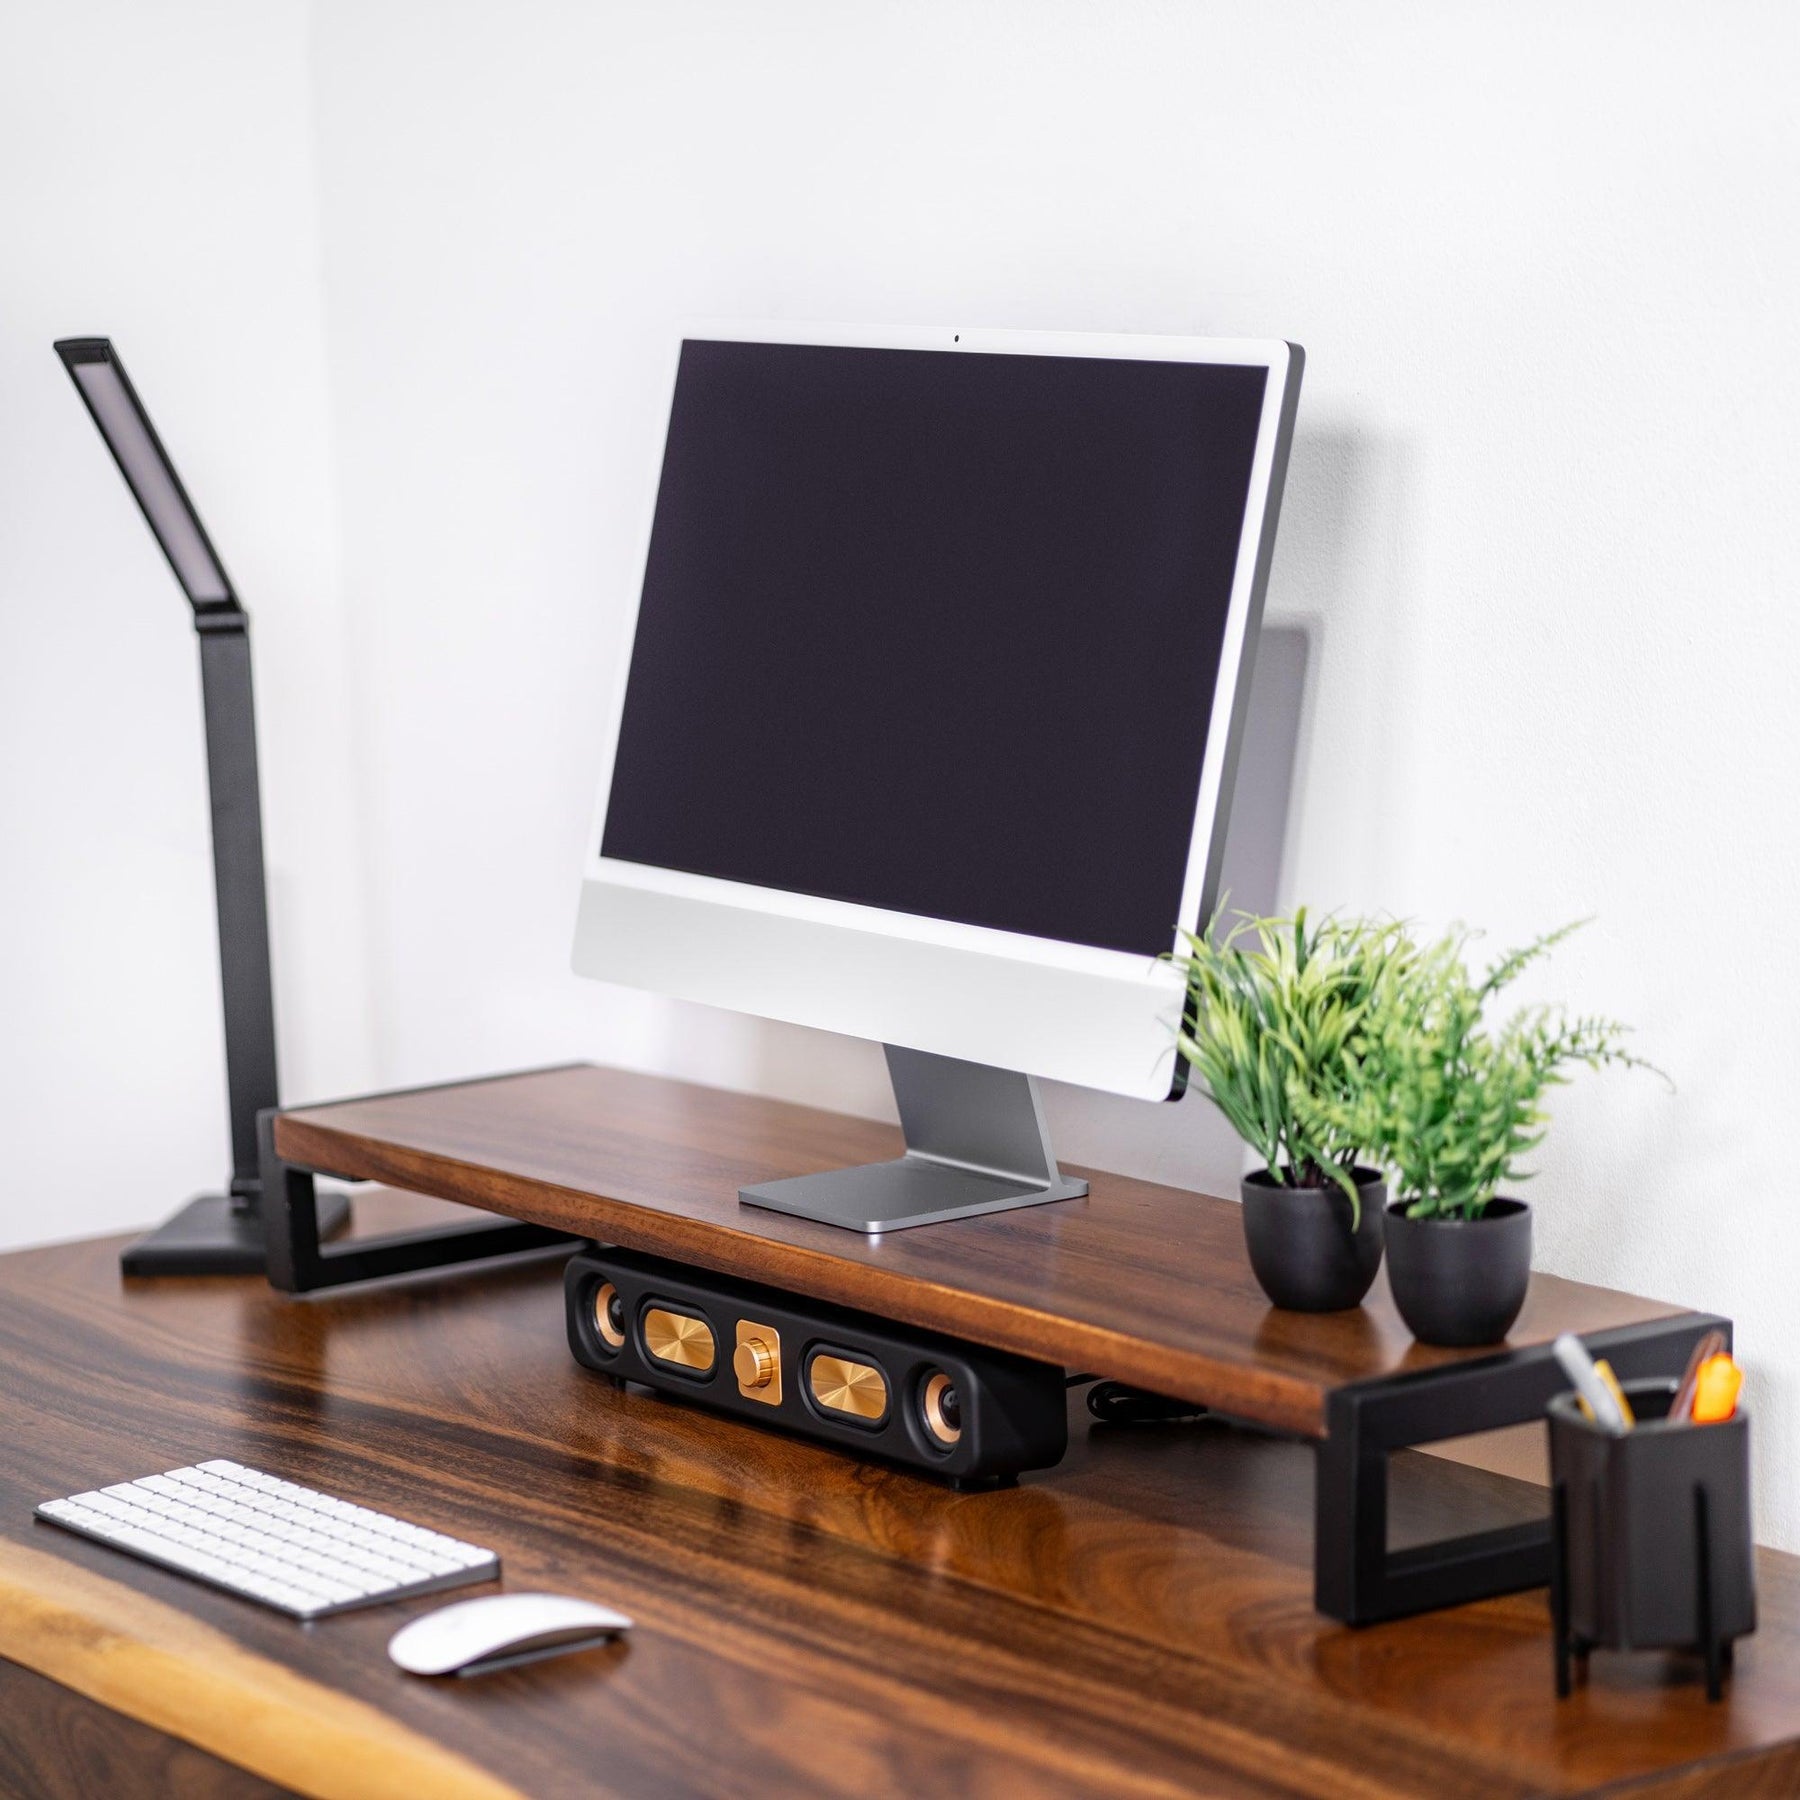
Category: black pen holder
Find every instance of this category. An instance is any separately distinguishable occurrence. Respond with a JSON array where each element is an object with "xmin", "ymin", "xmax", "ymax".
[{"xmin": 1549, "ymin": 1378, "xmax": 1754, "ymax": 1701}]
